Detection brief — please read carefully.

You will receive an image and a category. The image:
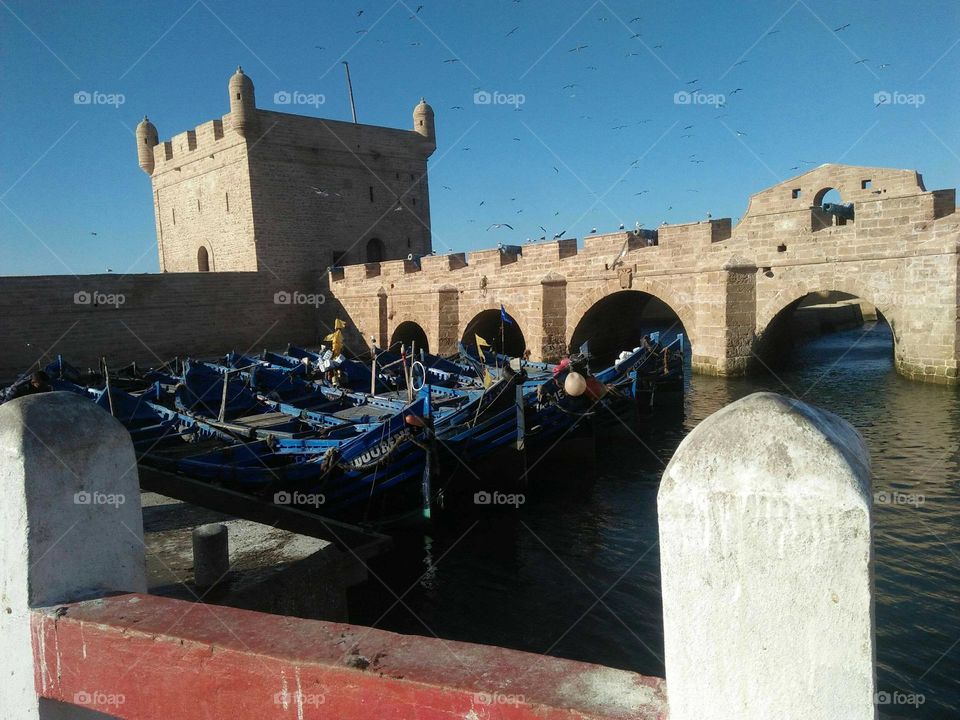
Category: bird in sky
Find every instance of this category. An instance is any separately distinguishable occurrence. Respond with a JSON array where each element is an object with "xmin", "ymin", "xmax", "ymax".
[
  {"xmin": 629, "ymin": 17, "xmax": 641, "ymax": 23},
  {"xmin": 833, "ymin": 23, "xmax": 850, "ymax": 32},
  {"xmin": 563, "ymin": 83, "xmax": 577, "ymax": 89},
  {"xmin": 854, "ymin": 58, "xmax": 870, "ymax": 64},
  {"xmin": 487, "ymin": 223, "xmax": 514, "ymax": 231},
  {"xmin": 683, "ymin": 124, "xmax": 694, "ymax": 129},
  {"xmin": 416, "ymin": 4, "xmax": 424, "ymax": 13},
  {"xmin": 554, "ymin": 230, "xmax": 566, "ymax": 238},
  {"xmin": 730, "ymin": 88, "xmax": 743, "ymax": 94},
  {"xmin": 734, "ymin": 60, "xmax": 748, "ymax": 66},
  {"xmin": 443, "ymin": 58, "xmax": 460, "ymax": 63},
  {"xmin": 552, "ymin": 166, "xmax": 559, "ymax": 174},
  {"xmin": 686, "ymin": 79, "xmax": 699, "ymax": 84},
  {"xmin": 90, "ymin": 231, "xmax": 98, "ymax": 236},
  {"xmin": 568, "ymin": 44, "xmax": 588, "ymax": 53},
  {"xmin": 634, "ymin": 190, "xmax": 649, "ymax": 195},
  {"xmin": 450, "ymin": 105, "xmax": 462, "ymax": 109},
  {"xmin": 357, "ymin": 9, "xmax": 364, "ymax": 16},
  {"xmin": 736, "ymin": 130, "xmax": 747, "ymax": 136},
  {"xmin": 479, "ymin": 201, "xmax": 485, "ymax": 206},
  {"xmin": 506, "ymin": 26, "xmax": 519, "ymax": 37},
  {"xmin": 878, "ymin": 63, "xmax": 891, "ymax": 69}
]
